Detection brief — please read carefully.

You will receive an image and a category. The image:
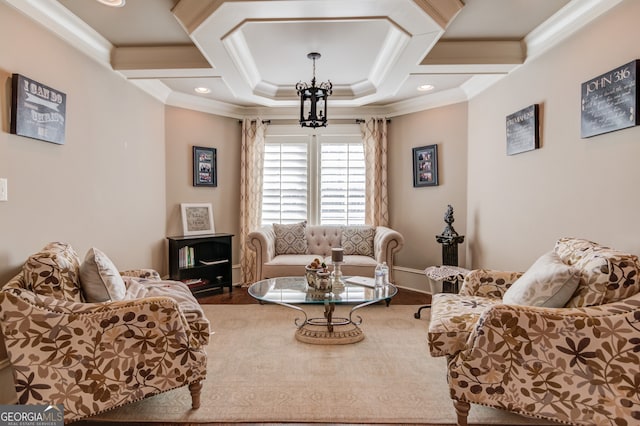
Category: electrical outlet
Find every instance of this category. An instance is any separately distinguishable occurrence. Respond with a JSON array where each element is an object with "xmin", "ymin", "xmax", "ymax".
[{"xmin": 0, "ymin": 178, "xmax": 7, "ymax": 201}]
